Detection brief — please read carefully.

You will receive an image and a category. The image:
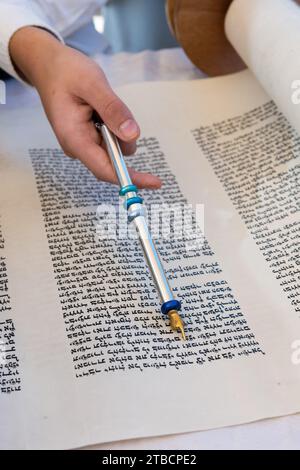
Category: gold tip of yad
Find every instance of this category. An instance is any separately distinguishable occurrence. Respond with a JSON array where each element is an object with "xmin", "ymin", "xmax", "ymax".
[{"xmin": 168, "ymin": 310, "xmax": 186, "ymax": 340}]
